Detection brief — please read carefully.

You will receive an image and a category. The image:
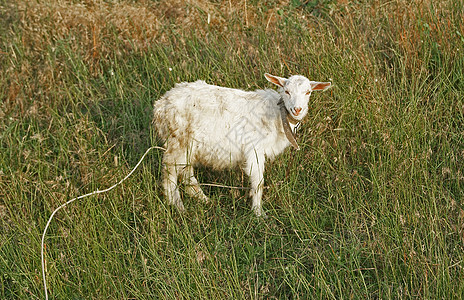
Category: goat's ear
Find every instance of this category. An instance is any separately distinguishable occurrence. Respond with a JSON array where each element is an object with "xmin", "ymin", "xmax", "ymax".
[
  {"xmin": 265, "ymin": 73, "xmax": 287, "ymax": 87},
  {"xmin": 310, "ymin": 81, "xmax": 332, "ymax": 91}
]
